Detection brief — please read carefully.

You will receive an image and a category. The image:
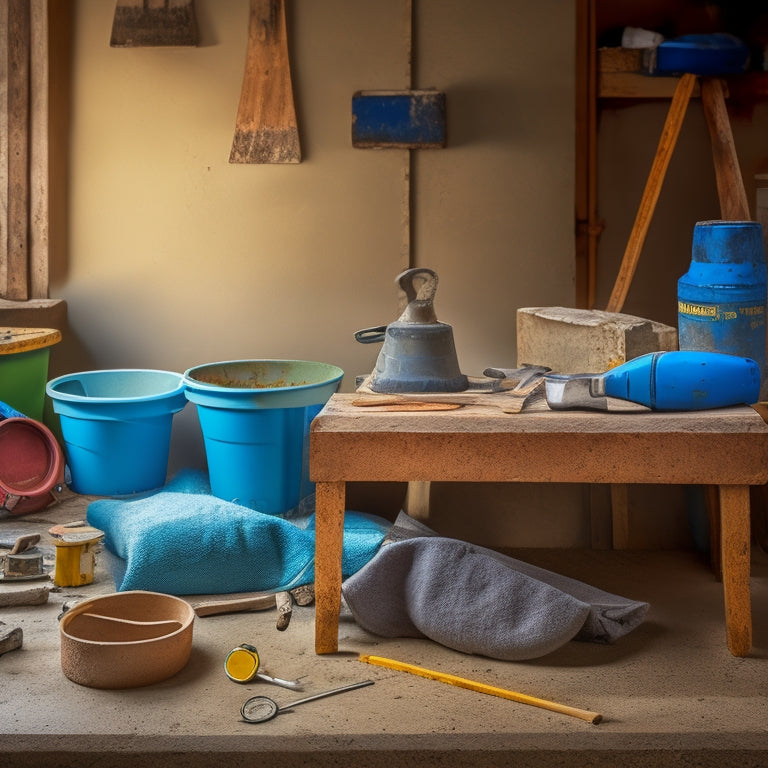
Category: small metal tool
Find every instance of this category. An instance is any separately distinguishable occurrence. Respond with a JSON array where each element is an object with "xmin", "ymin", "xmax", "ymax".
[
  {"xmin": 240, "ymin": 679, "xmax": 375, "ymax": 723},
  {"xmin": 482, "ymin": 365, "xmax": 550, "ymax": 393},
  {"xmin": 224, "ymin": 643, "xmax": 303, "ymax": 690}
]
